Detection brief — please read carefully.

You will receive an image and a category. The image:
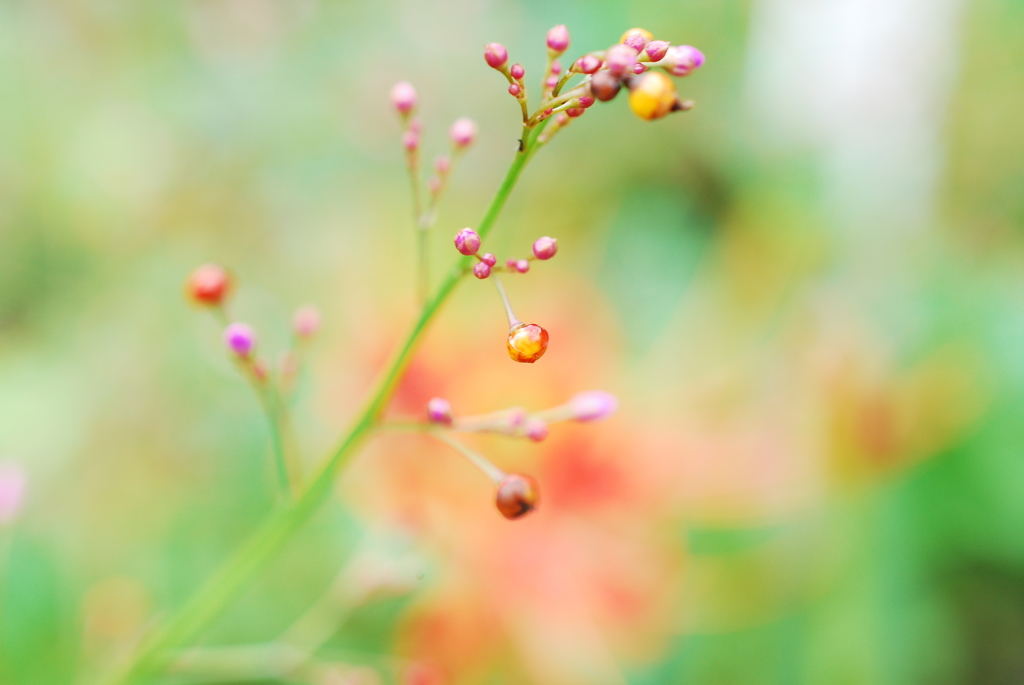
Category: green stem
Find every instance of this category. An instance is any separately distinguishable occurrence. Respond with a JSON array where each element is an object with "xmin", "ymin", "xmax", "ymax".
[{"xmin": 98, "ymin": 131, "xmax": 542, "ymax": 685}]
